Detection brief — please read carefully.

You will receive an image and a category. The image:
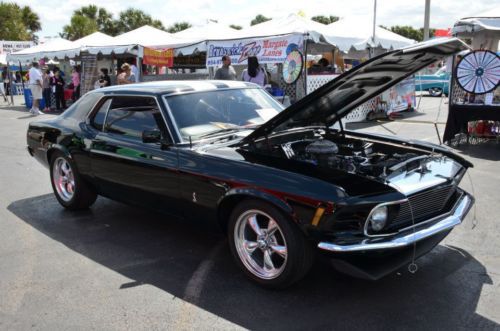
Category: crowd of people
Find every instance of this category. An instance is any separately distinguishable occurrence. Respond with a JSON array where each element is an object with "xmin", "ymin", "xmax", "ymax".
[
  {"xmin": 215, "ymin": 55, "xmax": 269, "ymax": 87},
  {"xmin": 26, "ymin": 62, "xmax": 83, "ymax": 115},
  {"xmin": 8, "ymin": 55, "xmax": 274, "ymax": 116}
]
